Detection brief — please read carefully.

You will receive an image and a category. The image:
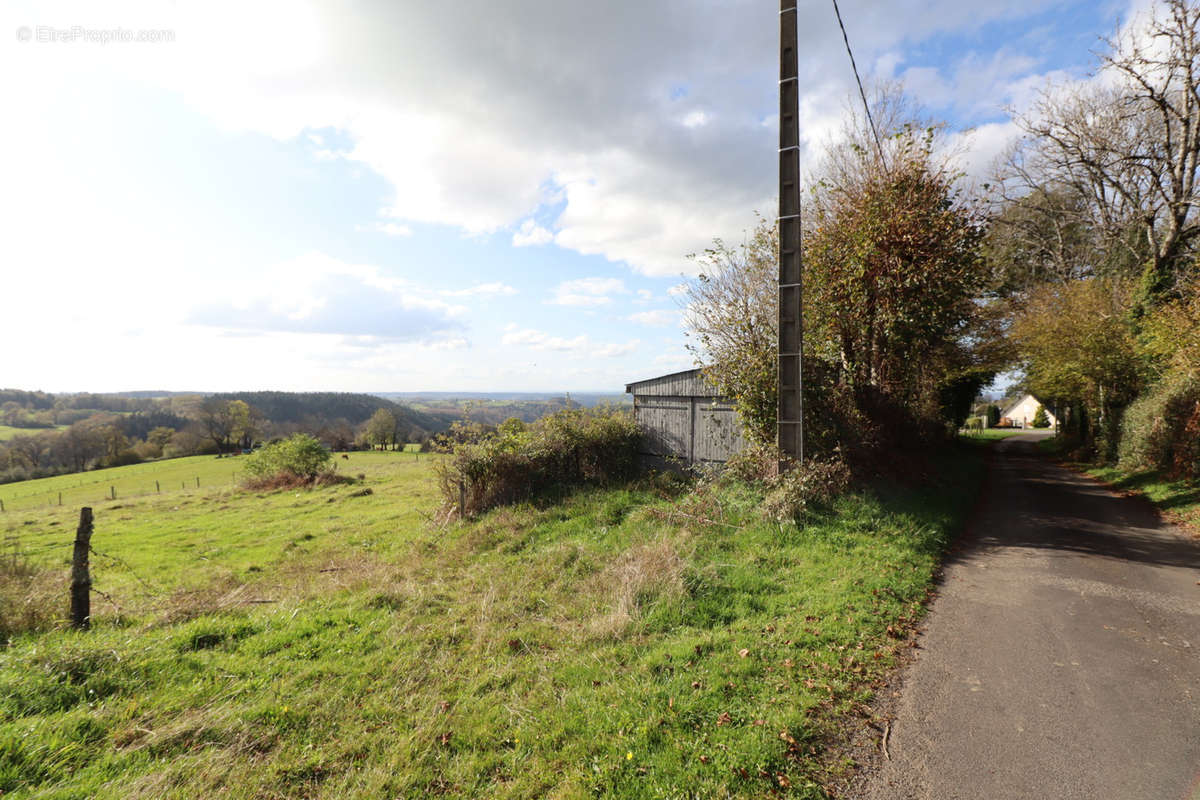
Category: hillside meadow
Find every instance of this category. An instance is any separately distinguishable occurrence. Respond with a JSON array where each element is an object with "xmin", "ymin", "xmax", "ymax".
[{"xmin": 1, "ymin": 446, "xmax": 986, "ymax": 798}]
